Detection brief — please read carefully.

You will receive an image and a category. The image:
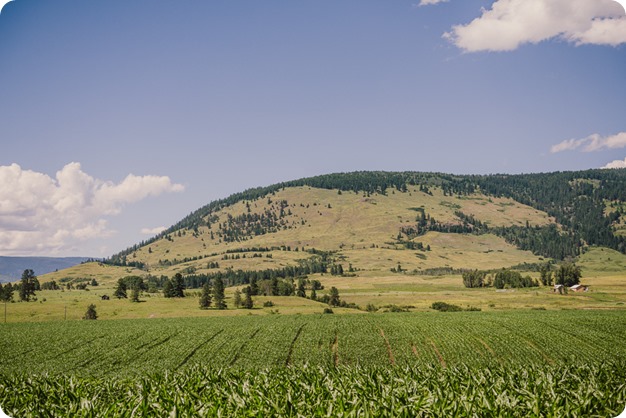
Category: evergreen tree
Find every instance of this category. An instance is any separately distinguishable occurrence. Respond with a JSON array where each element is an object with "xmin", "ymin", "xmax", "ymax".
[
  {"xmin": 172, "ymin": 273, "xmax": 186, "ymax": 297},
  {"xmin": 310, "ymin": 287, "xmax": 317, "ymax": 301},
  {"xmin": 296, "ymin": 279, "xmax": 306, "ymax": 298},
  {"xmin": 113, "ymin": 279, "xmax": 127, "ymax": 299},
  {"xmin": 212, "ymin": 277, "xmax": 227, "ymax": 309},
  {"xmin": 83, "ymin": 304, "xmax": 97, "ymax": 320},
  {"xmin": 250, "ymin": 277, "xmax": 259, "ymax": 296},
  {"xmin": 19, "ymin": 269, "xmax": 37, "ymax": 302},
  {"xmin": 199, "ymin": 282, "xmax": 212, "ymax": 309},
  {"xmin": 0, "ymin": 283, "xmax": 10, "ymax": 302},
  {"xmin": 242, "ymin": 286, "xmax": 254, "ymax": 309},
  {"xmin": 329, "ymin": 287, "xmax": 340, "ymax": 307}
]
